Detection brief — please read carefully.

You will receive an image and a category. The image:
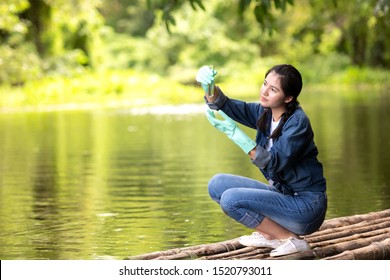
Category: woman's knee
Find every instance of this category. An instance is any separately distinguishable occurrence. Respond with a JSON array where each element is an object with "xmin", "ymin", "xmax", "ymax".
[
  {"xmin": 208, "ymin": 174, "xmax": 230, "ymax": 202},
  {"xmin": 219, "ymin": 188, "xmax": 237, "ymax": 212},
  {"xmin": 219, "ymin": 189, "xmax": 261, "ymax": 228}
]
